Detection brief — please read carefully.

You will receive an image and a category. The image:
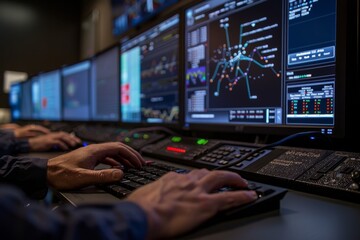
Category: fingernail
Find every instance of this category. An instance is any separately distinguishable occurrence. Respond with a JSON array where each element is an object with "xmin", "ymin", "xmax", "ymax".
[
  {"xmin": 112, "ymin": 170, "xmax": 122, "ymax": 180},
  {"xmin": 248, "ymin": 191, "xmax": 258, "ymax": 200}
]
